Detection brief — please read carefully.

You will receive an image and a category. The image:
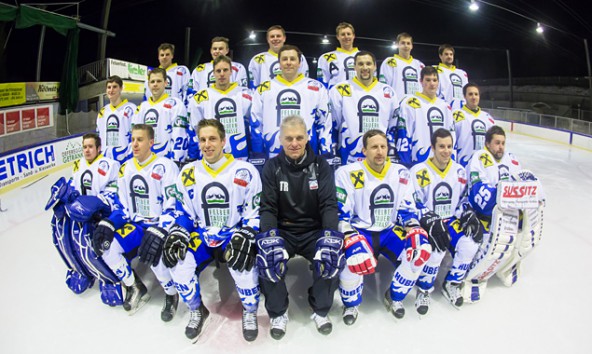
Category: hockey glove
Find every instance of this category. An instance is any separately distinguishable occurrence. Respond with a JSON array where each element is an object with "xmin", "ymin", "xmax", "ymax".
[
  {"xmin": 313, "ymin": 230, "xmax": 345, "ymax": 279},
  {"xmin": 224, "ymin": 226, "xmax": 257, "ymax": 272},
  {"xmin": 138, "ymin": 226, "xmax": 167, "ymax": 266},
  {"xmin": 460, "ymin": 208, "xmax": 483, "ymax": 243},
  {"xmin": 256, "ymin": 229, "xmax": 288, "ymax": 283},
  {"xmin": 420, "ymin": 211, "xmax": 450, "ymax": 253},
  {"xmin": 162, "ymin": 224, "xmax": 190, "ymax": 268},
  {"xmin": 404, "ymin": 227, "xmax": 432, "ymax": 267},
  {"xmin": 99, "ymin": 280, "xmax": 124, "ymax": 306},
  {"xmin": 92, "ymin": 219, "xmax": 116, "ymax": 256},
  {"xmin": 344, "ymin": 232, "xmax": 377, "ymax": 275},
  {"xmin": 65, "ymin": 269, "xmax": 94, "ymax": 294}
]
